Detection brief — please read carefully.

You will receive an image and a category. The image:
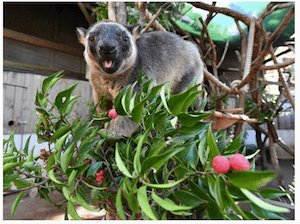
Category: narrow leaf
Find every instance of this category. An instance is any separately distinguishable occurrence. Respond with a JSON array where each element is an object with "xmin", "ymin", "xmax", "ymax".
[
  {"xmin": 228, "ymin": 171, "xmax": 276, "ymax": 190},
  {"xmin": 241, "ymin": 189, "xmax": 289, "ymax": 213},
  {"xmin": 115, "ymin": 143, "xmax": 133, "ymax": 178},
  {"xmin": 11, "ymin": 191, "xmax": 25, "ymax": 216},
  {"xmin": 137, "ymin": 186, "xmax": 157, "ymax": 220}
]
